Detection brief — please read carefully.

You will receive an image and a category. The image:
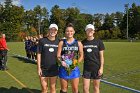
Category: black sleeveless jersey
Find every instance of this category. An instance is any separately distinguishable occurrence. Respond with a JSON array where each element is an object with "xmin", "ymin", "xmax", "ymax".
[
  {"xmin": 61, "ymin": 39, "xmax": 79, "ymax": 60},
  {"xmin": 82, "ymin": 39, "xmax": 105, "ymax": 71},
  {"xmin": 37, "ymin": 37, "xmax": 59, "ymax": 70}
]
